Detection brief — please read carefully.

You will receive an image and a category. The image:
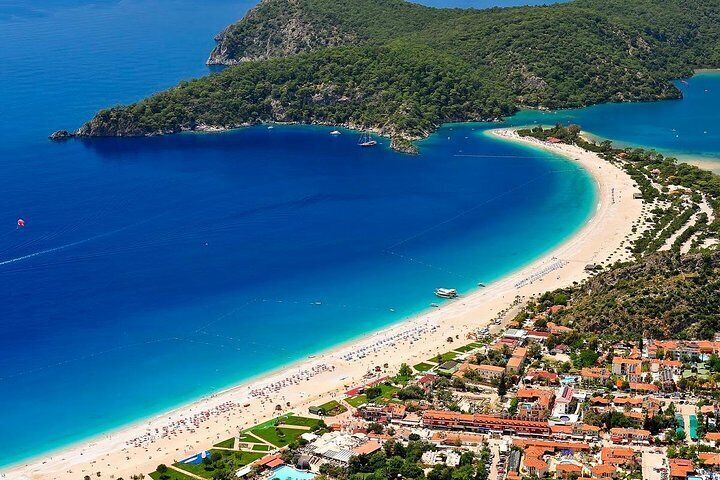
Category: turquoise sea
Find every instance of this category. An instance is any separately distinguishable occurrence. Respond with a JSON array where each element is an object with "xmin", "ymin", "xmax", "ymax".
[
  {"xmin": 508, "ymin": 71, "xmax": 720, "ymax": 168},
  {"xmin": 0, "ymin": 0, "xmax": 717, "ymax": 470}
]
